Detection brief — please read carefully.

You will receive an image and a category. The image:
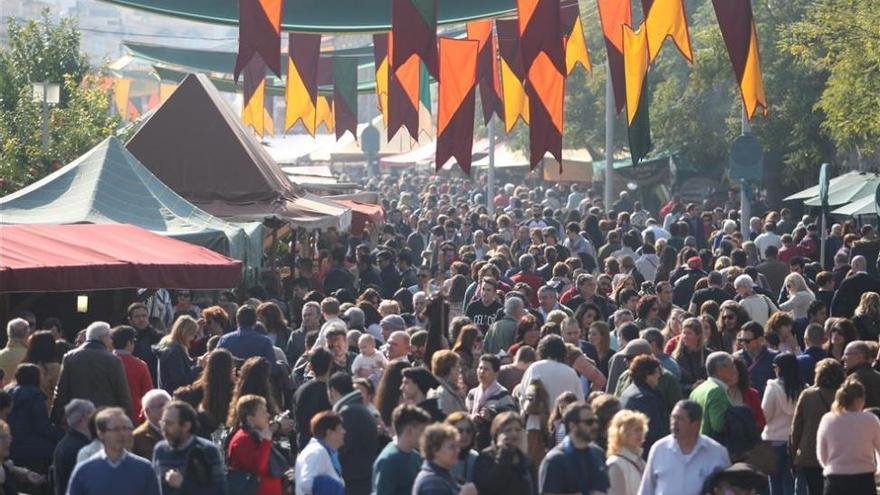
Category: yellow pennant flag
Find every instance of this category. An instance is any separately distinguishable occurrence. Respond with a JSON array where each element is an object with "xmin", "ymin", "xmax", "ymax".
[
  {"xmin": 159, "ymin": 83, "xmax": 176, "ymax": 103},
  {"xmin": 623, "ymin": 24, "xmax": 649, "ymax": 125},
  {"xmin": 315, "ymin": 96, "xmax": 335, "ymax": 133},
  {"xmin": 114, "ymin": 78, "xmax": 131, "ymax": 119},
  {"xmin": 644, "ymin": 0, "xmax": 693, "ymax": 64}
]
